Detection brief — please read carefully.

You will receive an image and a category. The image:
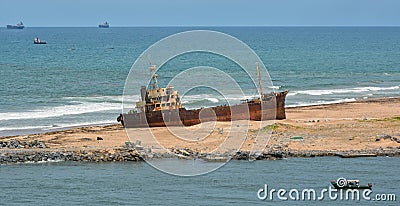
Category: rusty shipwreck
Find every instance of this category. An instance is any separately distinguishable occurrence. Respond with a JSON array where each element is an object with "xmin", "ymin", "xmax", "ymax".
[{"xmin": 118, "ymin": 64, "xmax": 288, "ymax": 128}]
